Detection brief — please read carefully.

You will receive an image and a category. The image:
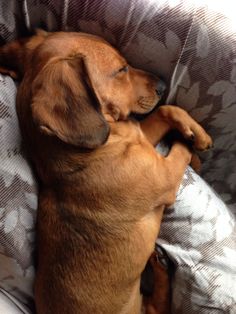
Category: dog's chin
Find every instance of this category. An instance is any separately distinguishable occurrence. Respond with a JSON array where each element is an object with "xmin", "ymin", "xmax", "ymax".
[
  {"xmin": 133, "ymin": 95, "xmax": 162, "ymax": 115},
  {"xmin": 104, "ymin": 99, "xmax": 159, "ymax": 121},
  {"xmin": 133, "ymin": 103, "xmax": 157, "ymax": 115}
]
